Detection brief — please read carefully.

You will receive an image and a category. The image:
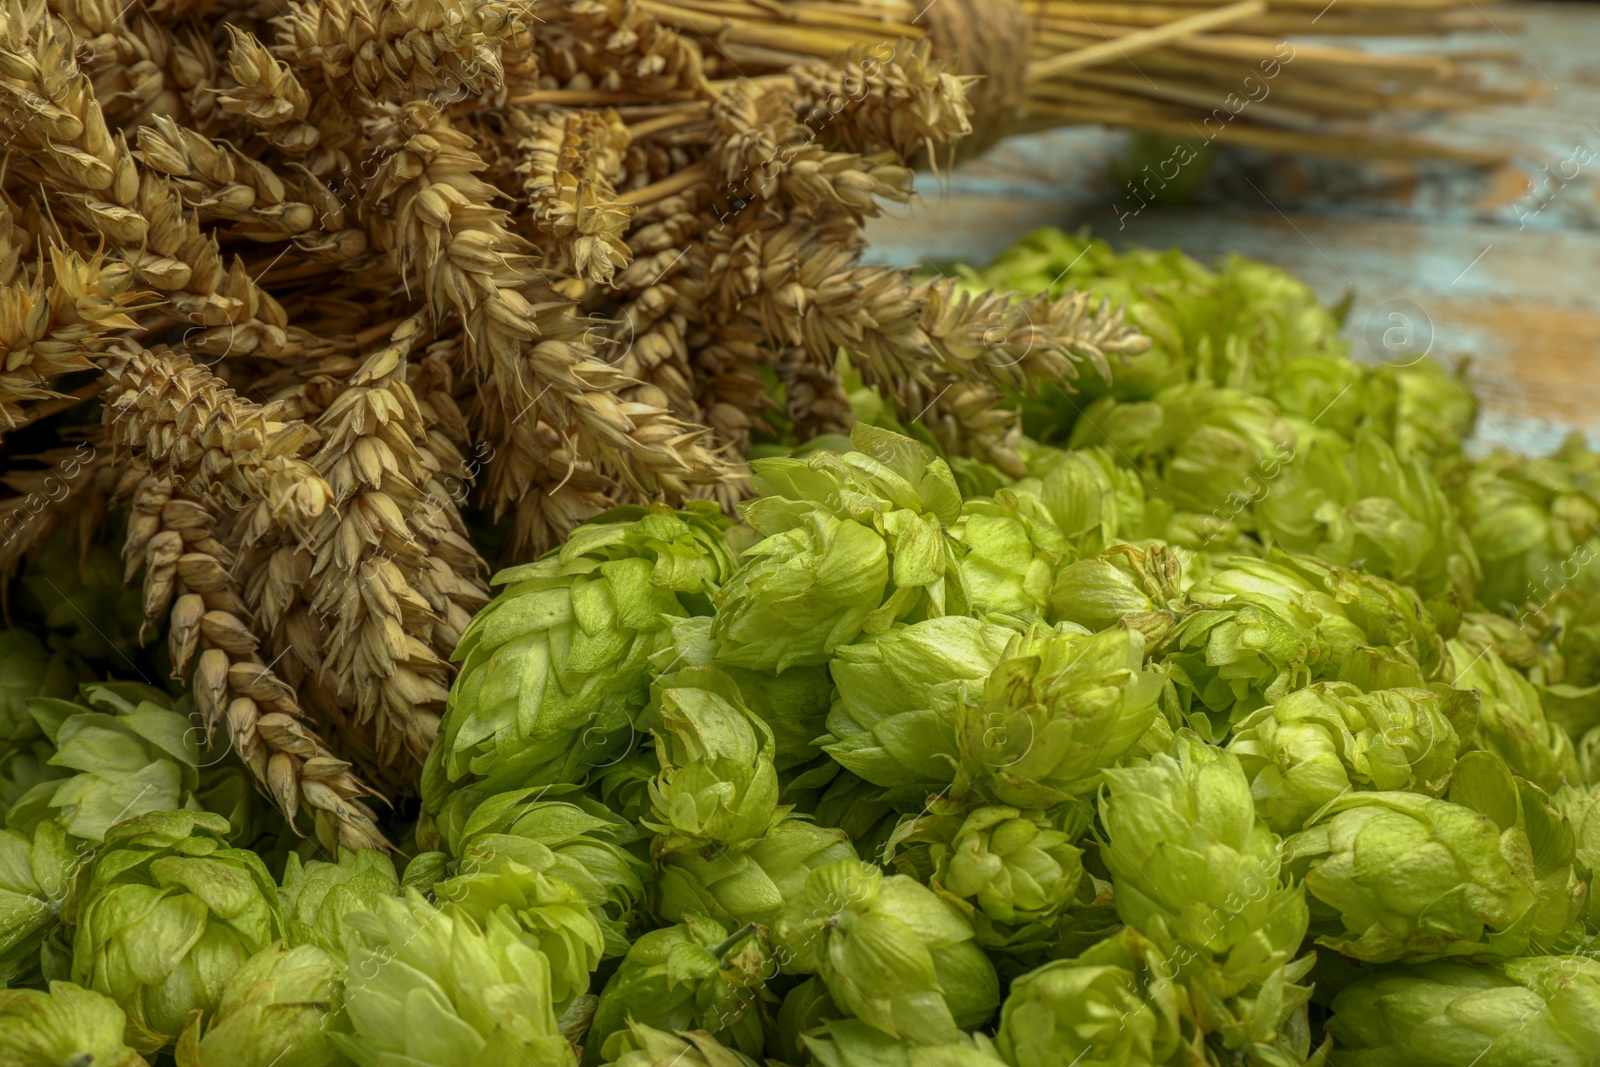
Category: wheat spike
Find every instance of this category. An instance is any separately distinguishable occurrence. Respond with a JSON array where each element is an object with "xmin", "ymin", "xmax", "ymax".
[
  {"xmin": 125, "ymin": 475, "xmax": 390, "ymax": 853},
  {"xmin": 100, "ymin": 343, "xmax": 333, "ymax": 529},
  {"xmin": 275, "ymin": 0, "xmax": 520, "ymax": 105},
  {"xmin": 0, "ymin": 12, "xmax": 302, "ymax": 359}
]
